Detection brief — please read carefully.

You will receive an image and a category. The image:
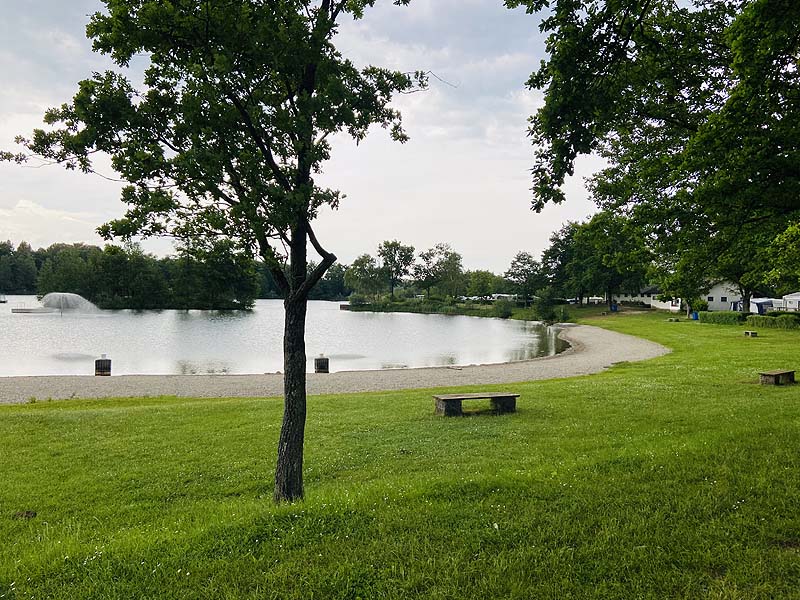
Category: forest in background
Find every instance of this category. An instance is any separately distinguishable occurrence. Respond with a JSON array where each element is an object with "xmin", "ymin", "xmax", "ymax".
[{"xmin": 0, "ymin": 240, "xmax": 350, "ymax": 309}]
